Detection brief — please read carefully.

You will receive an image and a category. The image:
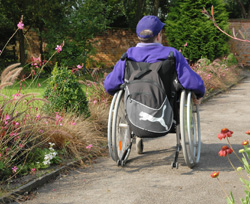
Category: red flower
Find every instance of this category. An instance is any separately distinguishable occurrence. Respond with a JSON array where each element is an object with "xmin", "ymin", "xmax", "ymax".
[
  {"xmin": 210, "ymin": 171, "xmax": 219, "ymax": 178},
  {"xmin": 242, "ymin": 140, "xmax": 249, "ymax": 146},
  {"xmin": 245, "ymin": 130, "xmax": 250, "ymax": 135},
  {"xmin": 218, "ymin": 145, "xmax": 233, "ymax": 157},
  {"xmin": 217, "ymin": 128, "xmax": 233, "ymax": 140}
]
